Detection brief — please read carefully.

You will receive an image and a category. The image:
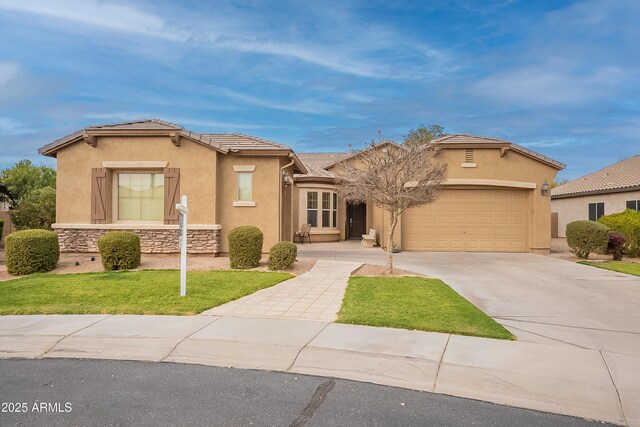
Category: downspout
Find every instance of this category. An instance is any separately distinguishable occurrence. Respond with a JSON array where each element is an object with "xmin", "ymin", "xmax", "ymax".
[{"xmin": 279, "ymin": 154, "xmax": 296, "ymax": 241}]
